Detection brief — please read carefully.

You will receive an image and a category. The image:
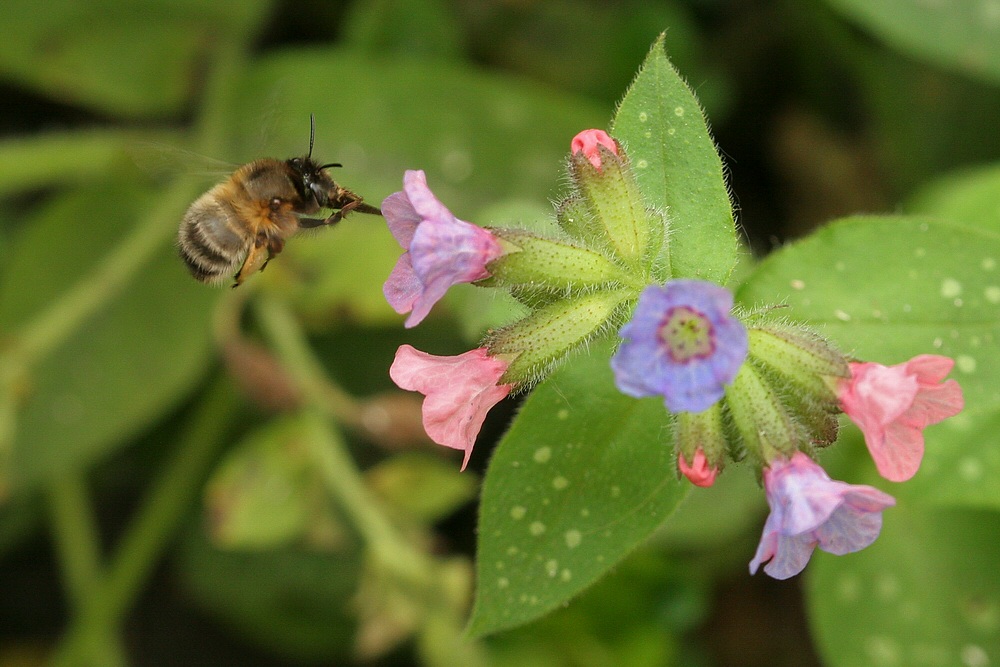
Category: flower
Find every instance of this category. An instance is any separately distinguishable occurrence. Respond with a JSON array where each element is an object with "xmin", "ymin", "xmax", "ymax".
[
  {"xmin": 678, "ymin": 448, "xmax": 718, "ymax": 487},
  {"xmin": 570, "ymin": 129, "xmax": 619, "ymax": 169},
  {"xmin": 838, "ymin": 355, "xmax": 964, "ymax": 482},
  {"xmin": 382, "ymin": 170, "xmax": 504, "ymax": 328},
  {"xmin": 611, "ymin": 280, "xmax": 748, "ymax": 413},
  {"xmin": 749, "ymin": 452, "xmax": 896, "ymax": 580},
  {"xmin": 389, "ymin": 345, "xmax": 513, "ymax": 470}
]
